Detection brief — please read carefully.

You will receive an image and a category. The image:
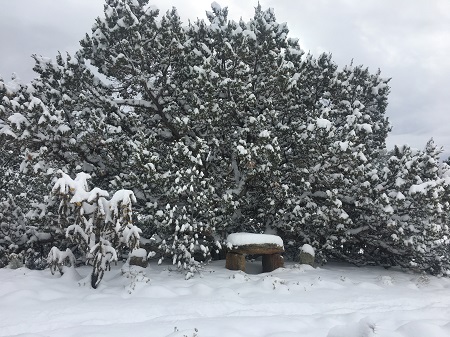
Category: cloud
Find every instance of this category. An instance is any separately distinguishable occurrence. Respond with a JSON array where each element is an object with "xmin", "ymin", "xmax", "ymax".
[{"xmin": 0, "ymin": 0, "xmax": 103, "ymax": 80}]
